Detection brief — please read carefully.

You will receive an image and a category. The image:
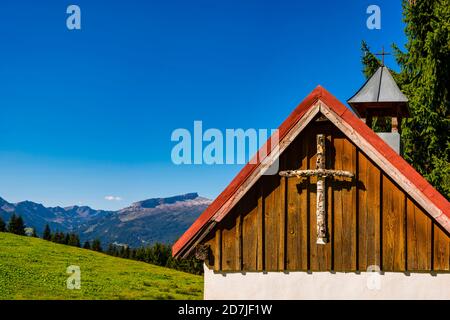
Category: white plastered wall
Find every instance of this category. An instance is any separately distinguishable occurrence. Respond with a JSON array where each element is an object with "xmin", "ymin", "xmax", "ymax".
[{"xmin": 204, "ymin": 264, "xmax": 450, "ymax": 300}]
